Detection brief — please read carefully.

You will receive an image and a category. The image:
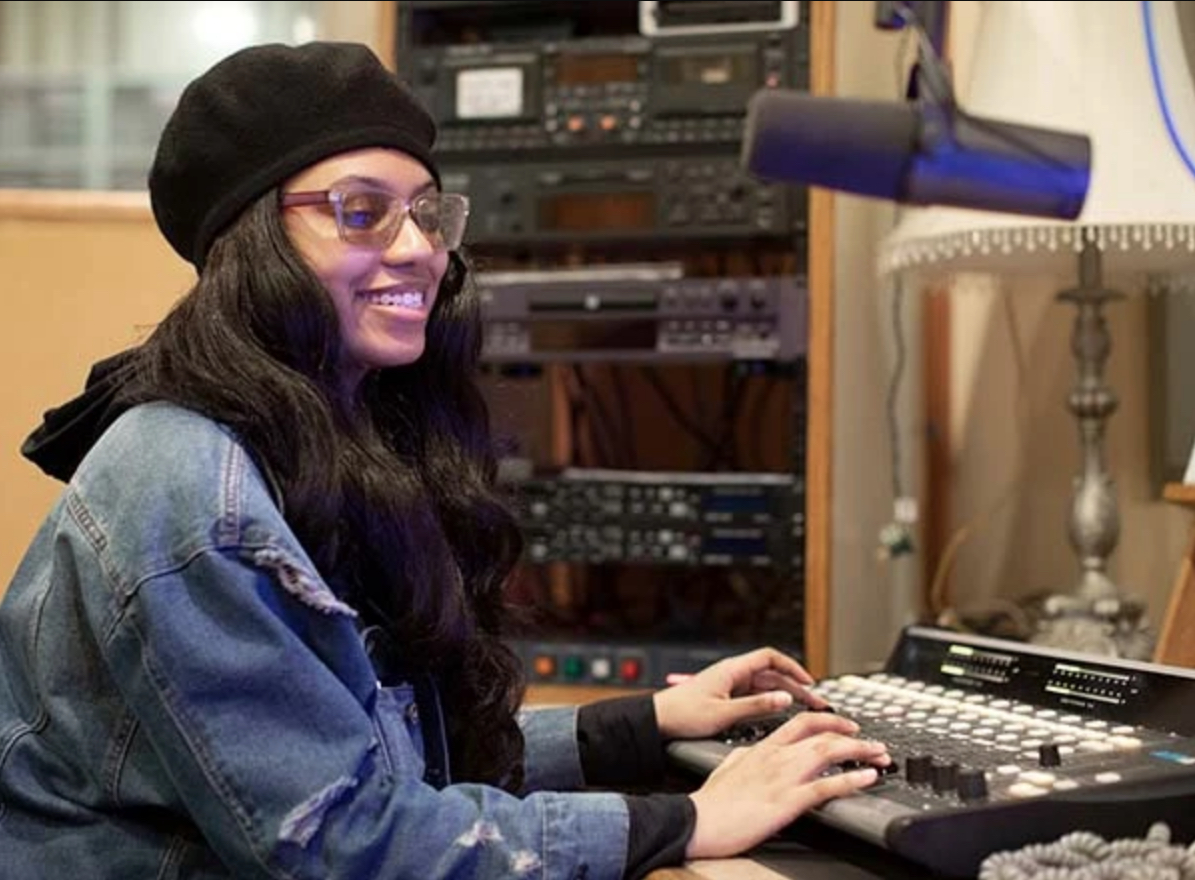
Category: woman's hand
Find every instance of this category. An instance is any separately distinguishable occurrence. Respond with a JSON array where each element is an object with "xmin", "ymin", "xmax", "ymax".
[
  {"xmin": 653, "ymin": 647, "xmax": 827, "ymax": 741},
  {"xmin": 685, "ymin": 711, "xmax": 890, "ymax": 860}
]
